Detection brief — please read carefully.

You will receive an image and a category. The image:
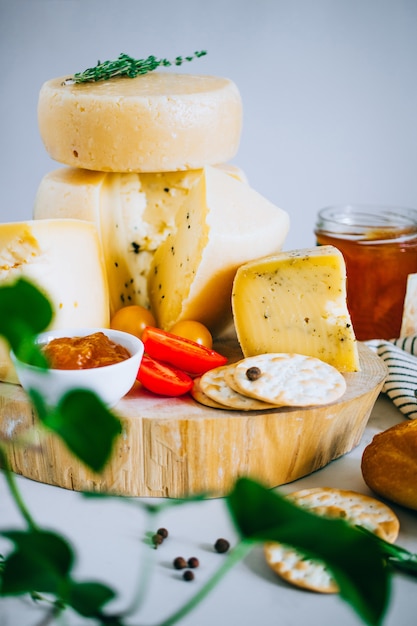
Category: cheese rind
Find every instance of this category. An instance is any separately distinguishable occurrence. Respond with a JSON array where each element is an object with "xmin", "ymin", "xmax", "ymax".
[
  {"xmin": 148, "ymin": 166, "xmax": 290, "ymax": 334},
  {"xmin": 0, "ymin": 219, "xmax": 109, "ymax": 383},
  {"xmin": 231, "ymin": 246, "xmax": 360, "ymax": 372},
  {"xmin": 38, "ymin": 73, "xmax": 242, "ymax": 172}
]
